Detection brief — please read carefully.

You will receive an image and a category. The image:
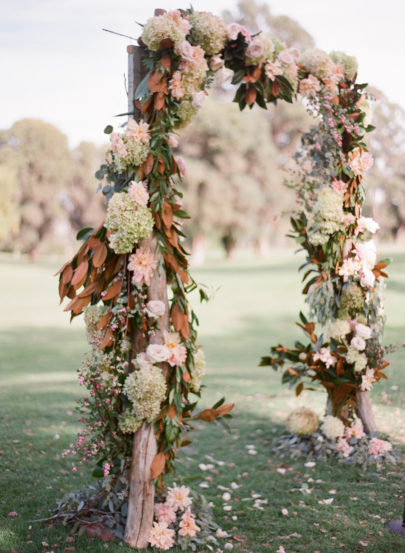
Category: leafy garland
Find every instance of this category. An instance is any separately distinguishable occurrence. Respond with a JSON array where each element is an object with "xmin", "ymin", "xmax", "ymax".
[{"xmin": 57, "ymin": 8, "xmax": 388, "ymax": 494}]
